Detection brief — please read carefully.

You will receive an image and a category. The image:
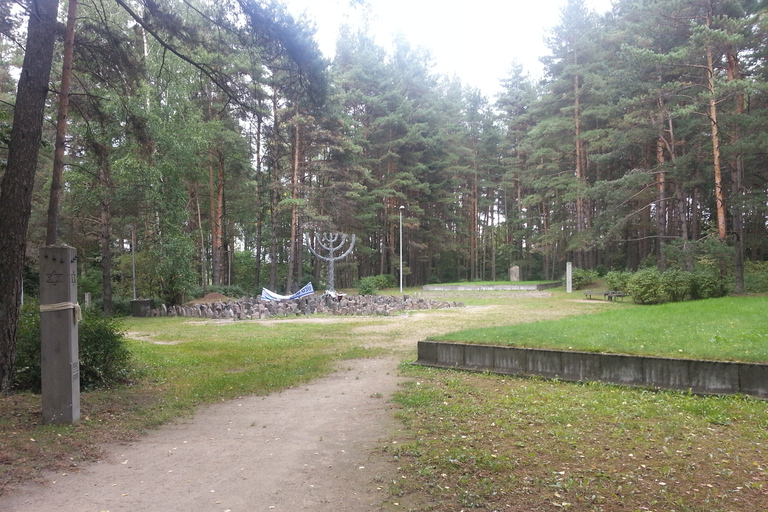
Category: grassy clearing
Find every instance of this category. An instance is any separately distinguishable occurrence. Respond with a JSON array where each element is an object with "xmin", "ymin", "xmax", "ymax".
[
  {"xmin": 126, "ymin": 317, "xmax": 384, "ymax": 406},
  {"xmin": 433, "ymin": 296, "xmax": 768, "ymax": 363},
  {"xmin": 0, "ymin": 316, "xmax": 384, "ymax": 492},
  {"xmin": 387, "ymin": 365, "xmax": 768, "ymax": 511},
  {"xmin": 4, "ymin": 290, "xmax": 767, "ymax": 511}
]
